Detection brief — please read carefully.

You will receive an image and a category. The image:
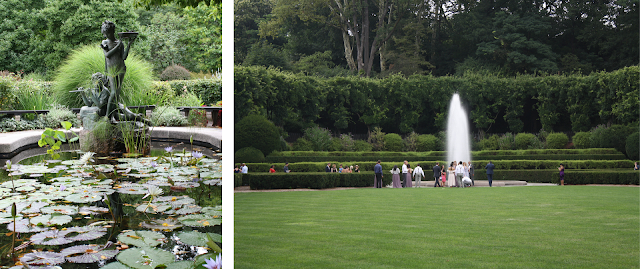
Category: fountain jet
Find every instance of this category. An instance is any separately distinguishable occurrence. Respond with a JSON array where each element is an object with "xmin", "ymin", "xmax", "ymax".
[{"xmin": 446, "ymin": 93, "xmax": 471, "ymax": 165}]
